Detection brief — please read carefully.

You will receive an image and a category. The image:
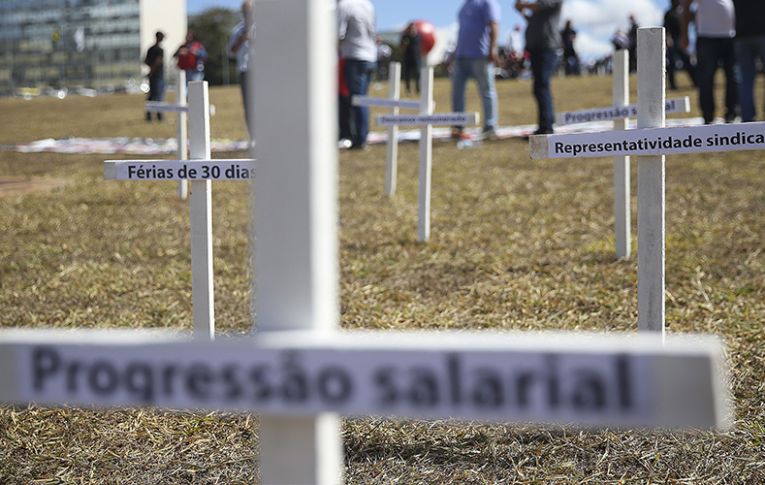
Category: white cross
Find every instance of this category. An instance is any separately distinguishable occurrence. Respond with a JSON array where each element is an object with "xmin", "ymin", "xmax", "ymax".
[
  {"xmin": 145, "ymin": 71, "xmax": 189, "ymax": 200},
  {"xmin": 0, "ymin": 19, "xmax": 732, "ymax": 485},
  {"xmin": 108, "ymin": 80, "xmax": 255, "ymax": 340},
  {"xmin": 374, "ymin": 65, "xmax": 480, "ymax": 242},
  {"xmin": 530, "ymin": 27, "xmax": 765, "ymax": 336},
  {"xmin": 352, "ymin": 61, "xmax": 420, "ymax": 197}
]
